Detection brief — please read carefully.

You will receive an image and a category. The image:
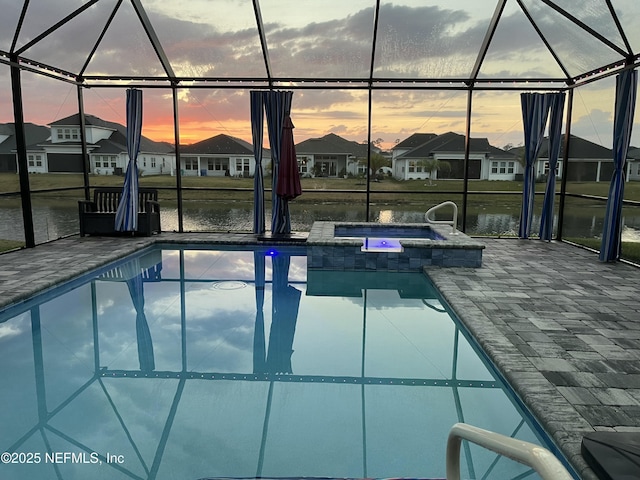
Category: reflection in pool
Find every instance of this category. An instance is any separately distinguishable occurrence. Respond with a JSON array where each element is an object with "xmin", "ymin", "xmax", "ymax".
[{"xmin": 0, "ymin": 245, "xmax": 559, "ymax": 479}]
